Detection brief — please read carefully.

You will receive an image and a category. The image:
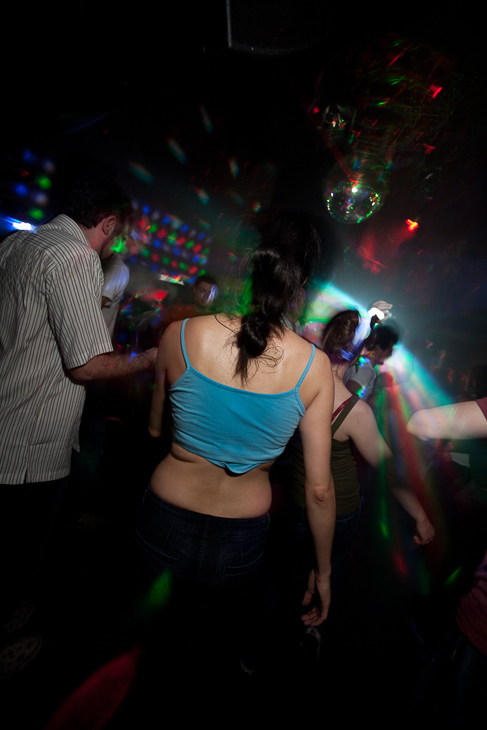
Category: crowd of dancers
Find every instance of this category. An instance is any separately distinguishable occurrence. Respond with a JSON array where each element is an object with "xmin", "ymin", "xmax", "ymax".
[{"xmin": 1, "ymin": 179, "xmax": 486, "ymax": 728}]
